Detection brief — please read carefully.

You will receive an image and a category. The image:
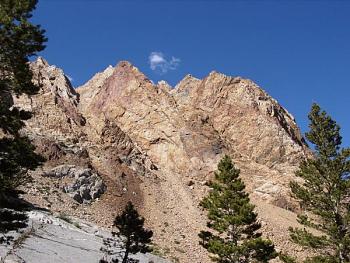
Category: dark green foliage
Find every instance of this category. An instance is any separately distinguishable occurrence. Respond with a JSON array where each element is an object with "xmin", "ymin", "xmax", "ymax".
[
  {"xmin": 100, "ymin": 202, "xmax": 153, "ymax": 263},
  {"xmin": 0, "ymin": 0, "xmax": 46, "ymax": 243},
  {"xmin": 289, "ymin": 103, "xmax": 350, "ymax": 263},
  {"xmin": 0, "ymin": 136, "xmax": 44, "ymax": 193},
  {"xmin": 0, "ymin": 0, "xmax": 46, "ymax": 96},
  {"xmin": 0, "ymin": 0, "xmax": 46, "ymax": 198},
  {"xmin": 199, "ymin": 155, "xmax": 277, "ymax": 262}
]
